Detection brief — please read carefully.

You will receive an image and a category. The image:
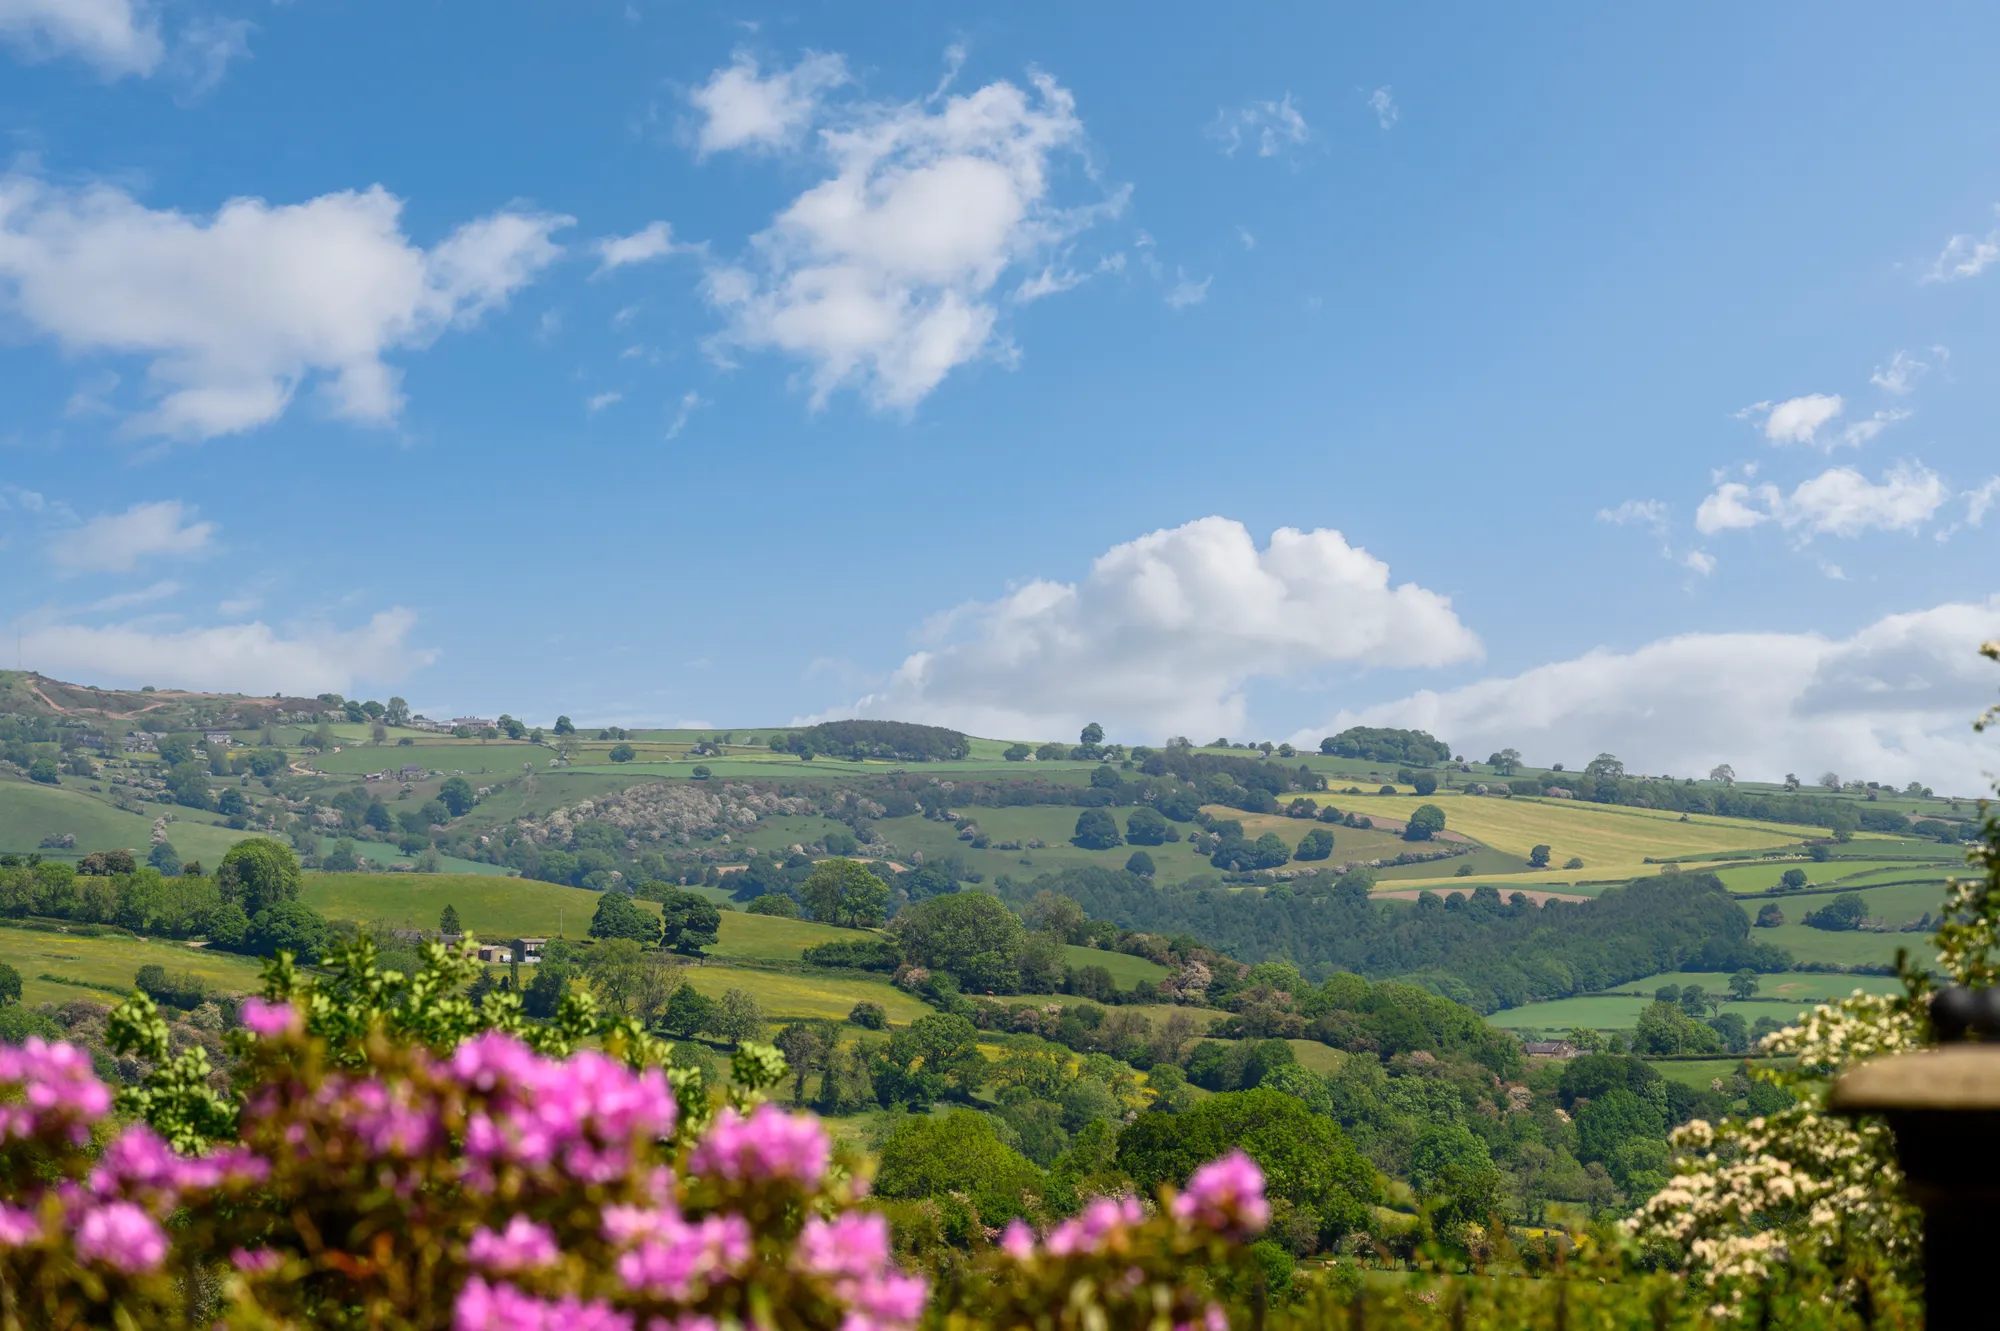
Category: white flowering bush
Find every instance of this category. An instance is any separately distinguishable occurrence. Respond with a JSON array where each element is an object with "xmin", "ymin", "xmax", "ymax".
[{"xmin": 1631, "ymin": 639, "xmax": 2000, "ymax": 1316}]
